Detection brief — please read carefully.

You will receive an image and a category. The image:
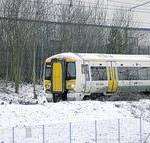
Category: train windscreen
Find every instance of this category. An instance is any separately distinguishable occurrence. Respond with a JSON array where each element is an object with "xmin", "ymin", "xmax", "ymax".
[{"xmin": 66, "ymin": 62, "xmax": 76, "ymax": 80}]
